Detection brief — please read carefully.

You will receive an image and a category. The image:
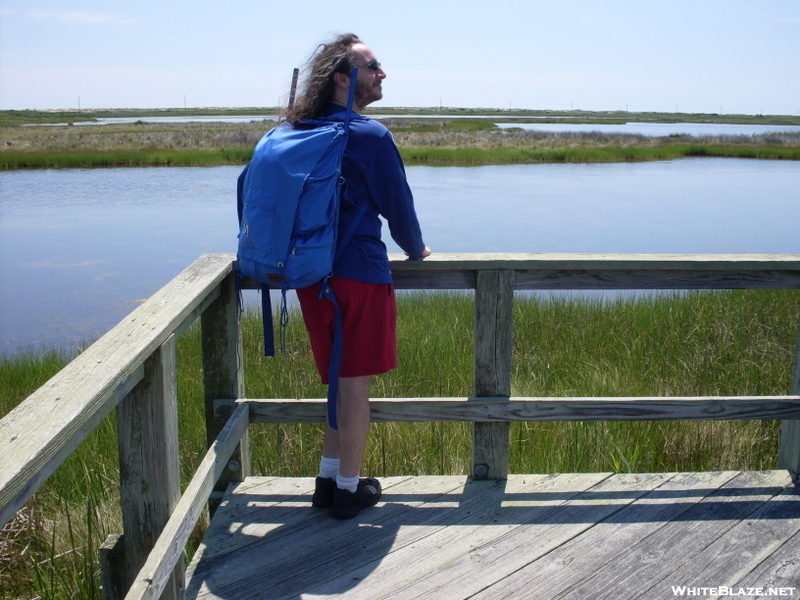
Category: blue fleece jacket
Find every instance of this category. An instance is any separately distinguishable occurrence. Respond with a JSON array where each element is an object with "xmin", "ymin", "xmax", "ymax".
[{"xmin": 326, "ymin": 105, "xmax": 427, "ymax": 284}]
